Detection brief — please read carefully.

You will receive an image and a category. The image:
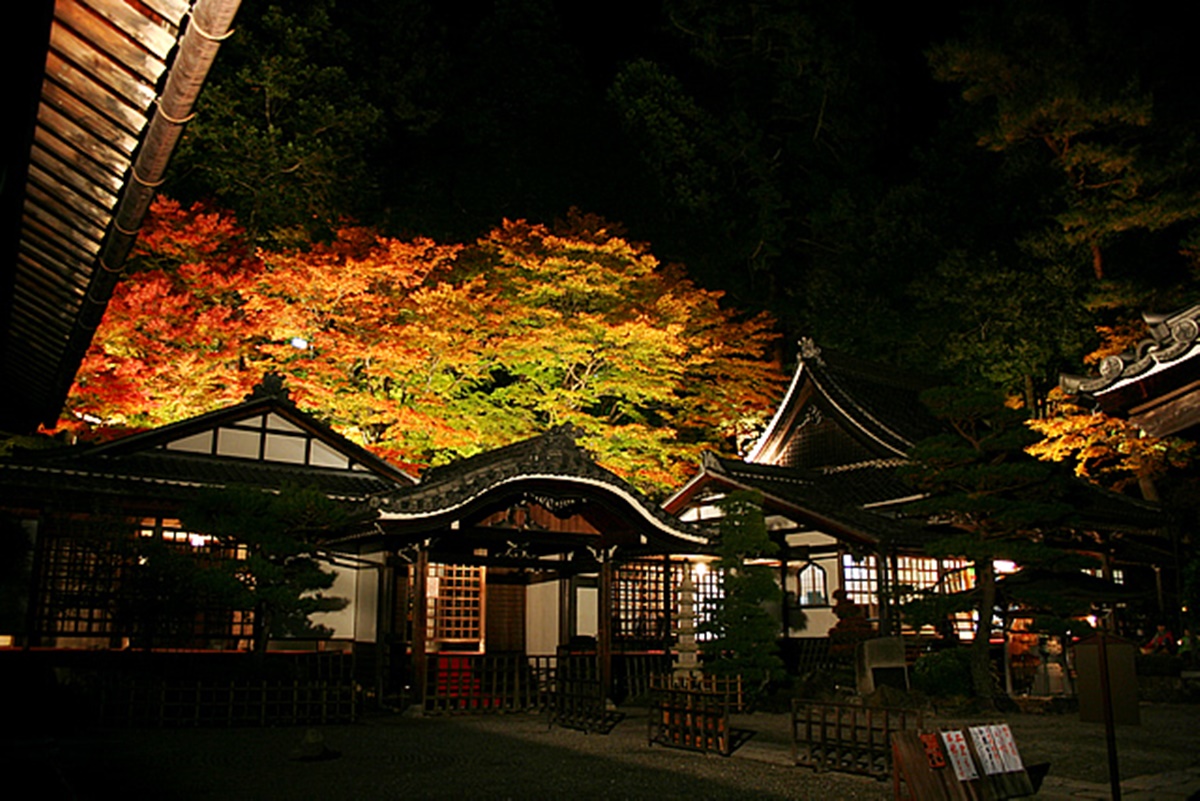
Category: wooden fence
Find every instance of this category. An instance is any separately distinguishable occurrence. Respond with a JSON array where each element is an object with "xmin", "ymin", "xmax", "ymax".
[
  {"xmin": 422, "ymin": 654, "xmax": 556, "ymax": 714},
  {"xmin": 87, "ymin": 652, "xmax": 358, "ymax": 727},
  {"xmin": 791, "ymin": 699, "xmax": 923, "ymax": 779},
  {"xmin": 551, "ymin": 655, "xmax": 623, "ymax": 733},
  {"xmin": 648, "ymin": 687, "xmax": 732, "ymax": 755},
  {"xmin": 98, "ymin": 675, "xmax": 356, "ymax": 726},
  {"xmin": 649, "ymin": 673, "xmax": 745, "ymax": 712}
]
